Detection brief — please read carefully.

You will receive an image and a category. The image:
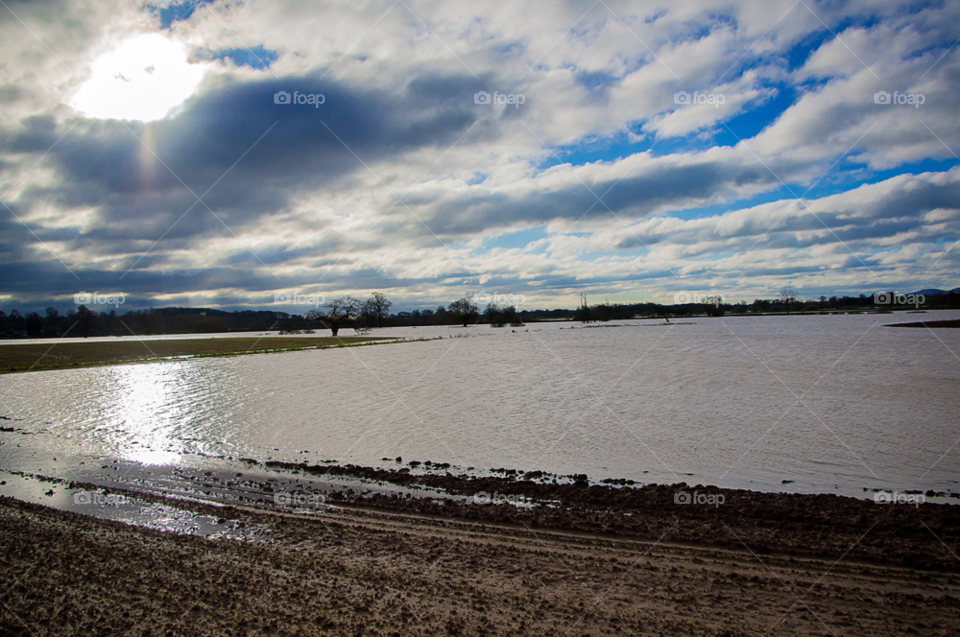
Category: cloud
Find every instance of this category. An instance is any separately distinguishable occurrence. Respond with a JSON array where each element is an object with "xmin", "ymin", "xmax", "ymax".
[
  {"xmin": 1, "ymin": 0, "xmax": 958, "ymax": 311},
  {"xmin": 3, "ymin": 71, "xmax": 483, "ymax": 243}
]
